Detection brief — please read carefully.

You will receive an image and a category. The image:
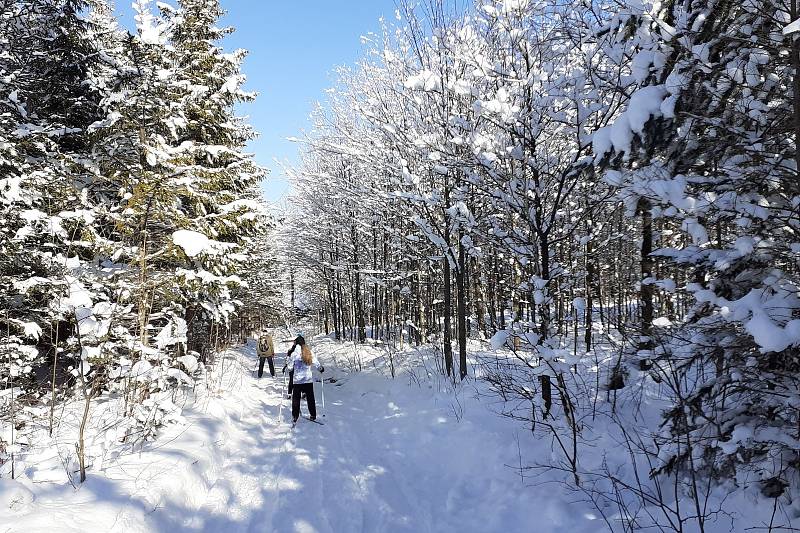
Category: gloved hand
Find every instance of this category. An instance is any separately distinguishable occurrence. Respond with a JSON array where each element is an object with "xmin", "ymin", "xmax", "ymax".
[
  {"xmin": 319, "ymin": 366, "xmax": 325, "ymax": 373},
  {"xmin": 282, "ymin": 365, "xmax": 287, "ymax": 374}
]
